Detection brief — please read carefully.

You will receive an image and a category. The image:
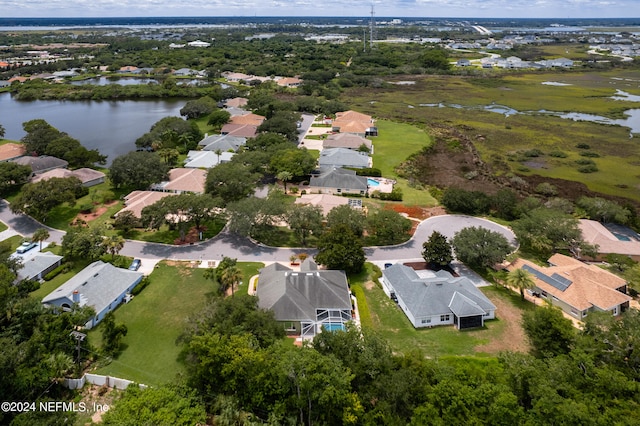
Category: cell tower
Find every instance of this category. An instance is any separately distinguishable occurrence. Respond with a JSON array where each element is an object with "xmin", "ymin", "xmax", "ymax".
[{"xmin": 369, "ymin": 4, "xmax": 375, "ymax": 50}]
